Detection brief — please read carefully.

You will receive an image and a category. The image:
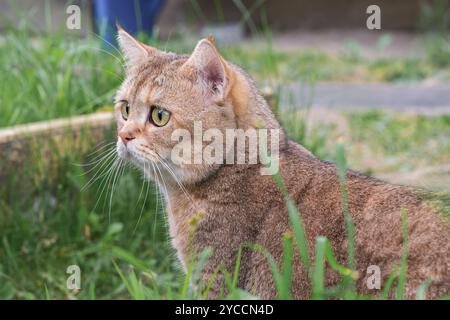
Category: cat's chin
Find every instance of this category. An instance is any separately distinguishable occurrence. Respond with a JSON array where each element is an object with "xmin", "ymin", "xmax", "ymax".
[
  {"xmin": 116, "ymin": 140, "xmax": 145, "ymax": 168},
  {"xmin": 116, "ymin": 141, "xmax": 160, "ymax": 182},
  {"xmin": 122, "ymin": 149, "xmax": 147, "ymax": 170}
]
